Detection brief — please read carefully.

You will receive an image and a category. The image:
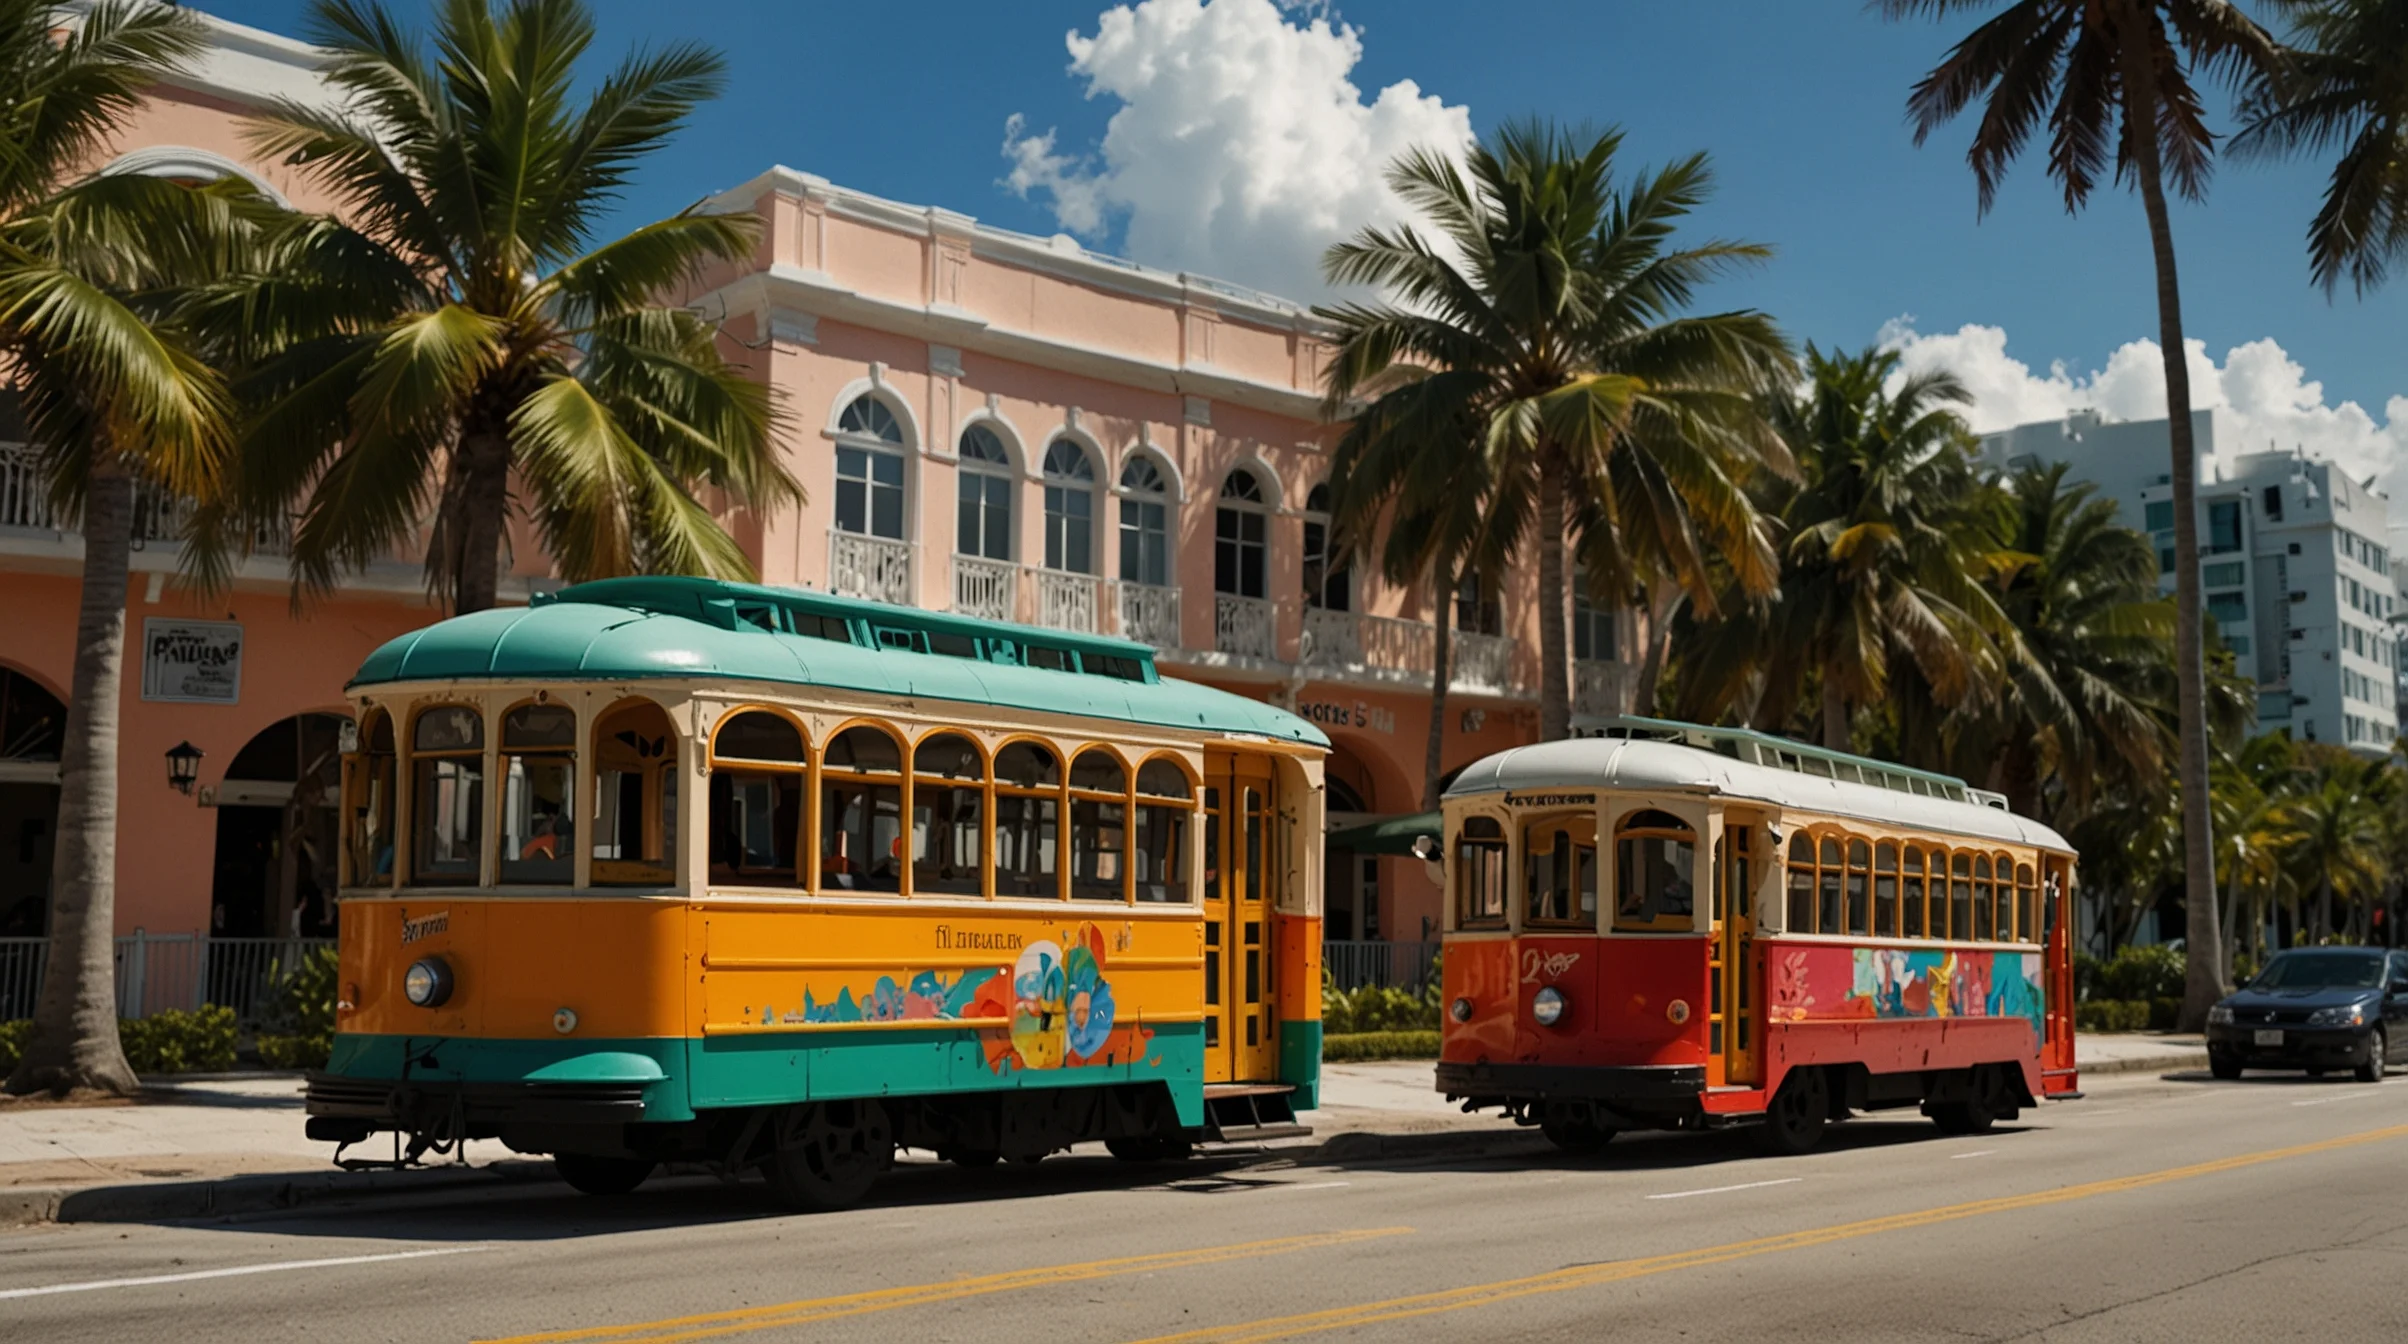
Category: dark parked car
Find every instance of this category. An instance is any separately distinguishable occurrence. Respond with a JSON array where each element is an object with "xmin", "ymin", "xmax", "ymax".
[{"xmin": 2206, "ymin": 948, "xmax": 2408, "ymax": 1083}]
